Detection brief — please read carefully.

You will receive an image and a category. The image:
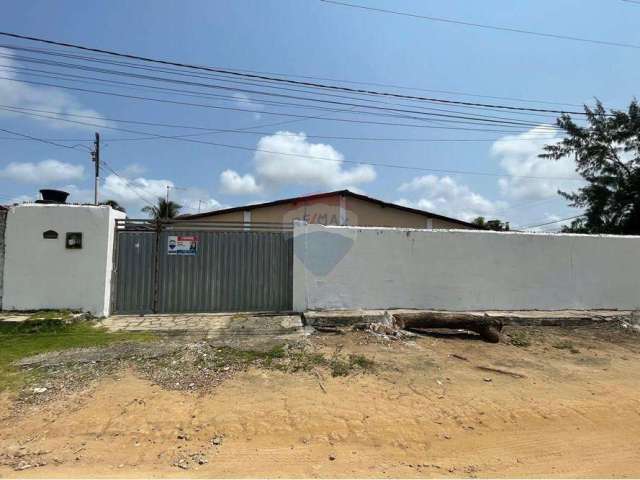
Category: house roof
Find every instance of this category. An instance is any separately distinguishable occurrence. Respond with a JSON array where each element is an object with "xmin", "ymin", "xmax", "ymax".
[{"xmin": 180, "ymin": 189, "xmax": 478, "ymax": 229}]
